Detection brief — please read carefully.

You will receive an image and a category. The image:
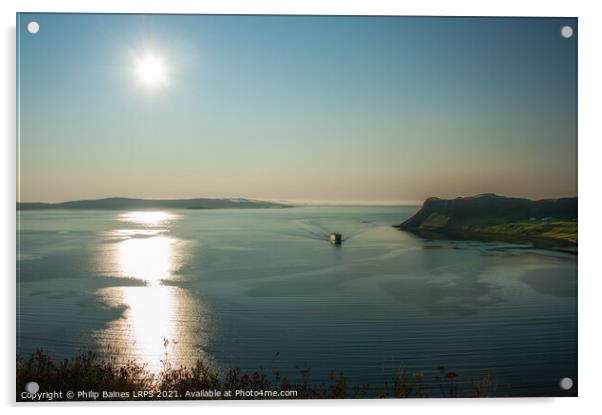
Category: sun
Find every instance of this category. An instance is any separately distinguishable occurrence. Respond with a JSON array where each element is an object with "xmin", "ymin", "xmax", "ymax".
[{"xmin": 134, "ymin": 54, "xmax": 167, "ymax": 88}]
